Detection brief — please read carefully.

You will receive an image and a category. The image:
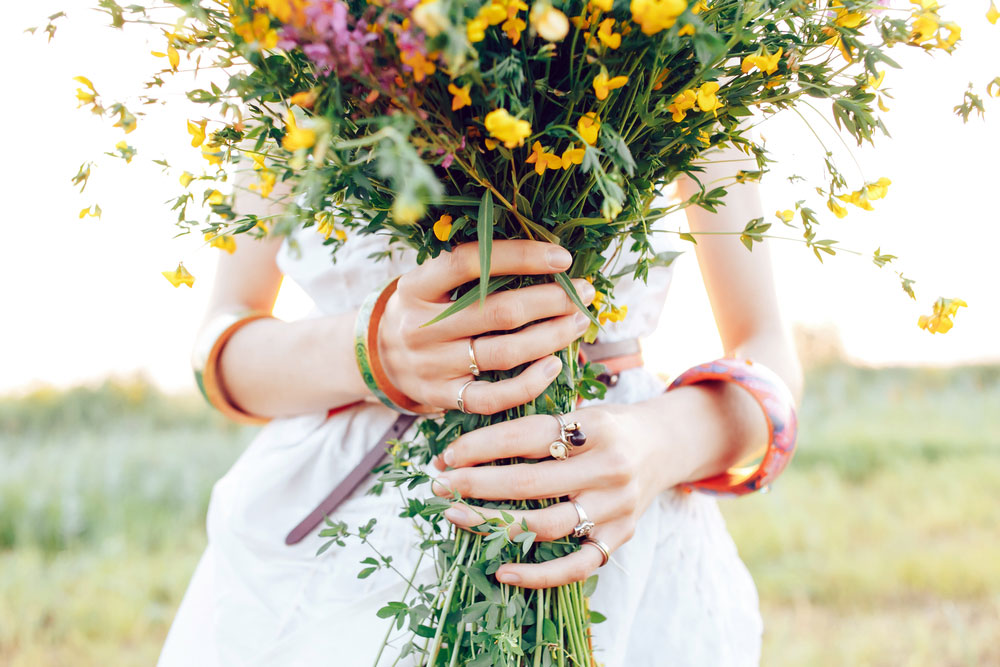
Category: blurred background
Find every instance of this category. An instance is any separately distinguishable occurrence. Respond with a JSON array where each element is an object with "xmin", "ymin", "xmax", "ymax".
[{"xmin": 2, "ymin": 2, "xmax": 998, "ymax": 665}]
